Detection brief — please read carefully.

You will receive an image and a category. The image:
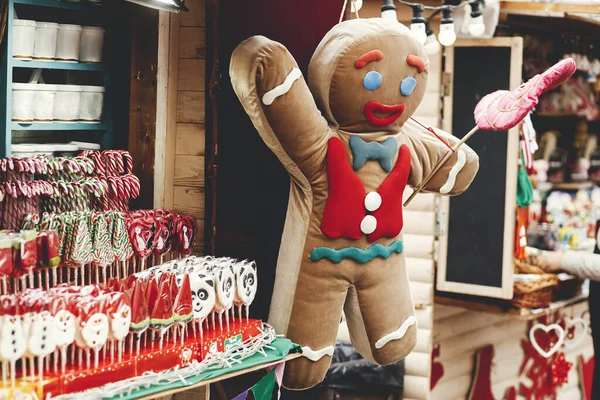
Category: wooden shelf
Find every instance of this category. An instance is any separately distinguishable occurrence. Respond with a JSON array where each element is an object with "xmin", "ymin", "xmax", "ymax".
[
  {"xmin": 500, "ymin": 1, "xmax": 600, "ymax": 16},
  {"xmin": 11, "ymin": 122, "xmax": 108, "ymax": 131},
  {"xmin": 136, "ymin": 353, "xmax": 301, "ymax": 400},
  {"xmin": 13, "ymin": 59, "xmax": 106, "ymax": 71},
  {"xmin": 539, "ymin": 181, "xmax": 596, "ymax": 191},
  {"xmin": 536, "ymin": 112, "xmax": 581, "ymax": 118},
  {"xmin": 435, "ymin": 290, "xmax": 589, "ymax": 320},
  {"xmin": 13, "ymin": 0, "xmax": 102, "ymax": 10}
]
